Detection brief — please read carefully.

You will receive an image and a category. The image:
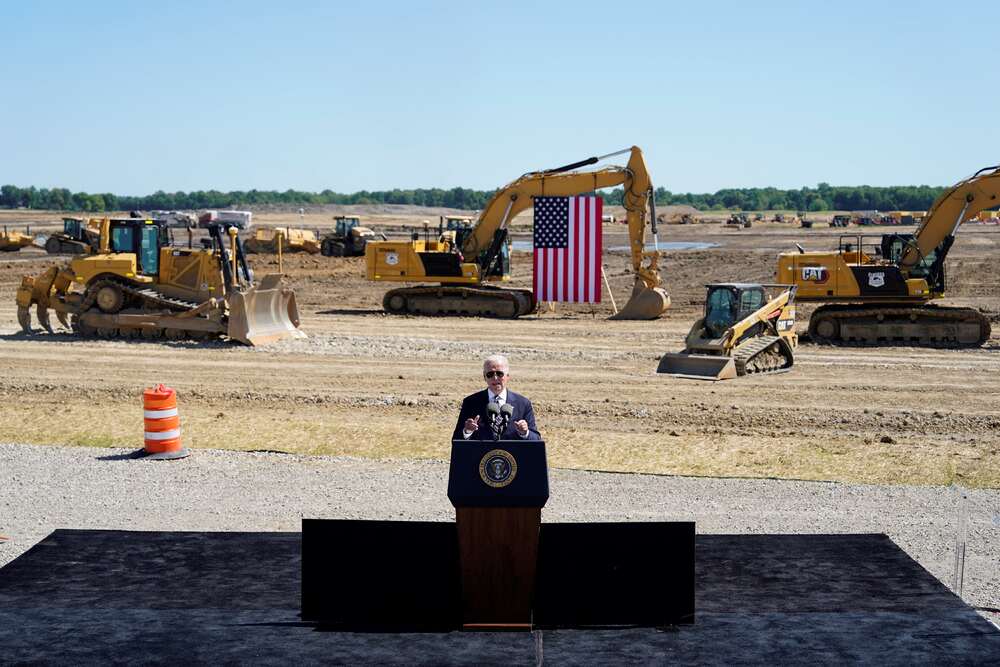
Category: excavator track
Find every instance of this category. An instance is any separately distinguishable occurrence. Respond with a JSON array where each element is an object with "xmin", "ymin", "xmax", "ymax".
[
  {"xmin": 70, "ymin": 279, "xmax": 221, "ymax": 341},
  {"xmin": 382, "ymin": 285, "xmax": 537, "ymax": 318},
  {"xmin": 808, "ymin": 304, "xmax": 990, "ymax": 347},
  {"xmin": 733, "ymin": 335, "xmax": 794, "ymax": 376}
]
